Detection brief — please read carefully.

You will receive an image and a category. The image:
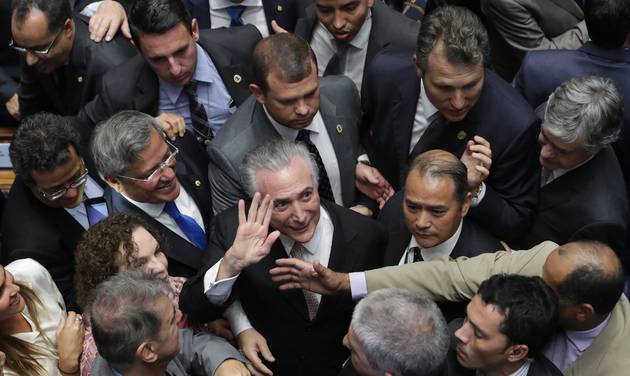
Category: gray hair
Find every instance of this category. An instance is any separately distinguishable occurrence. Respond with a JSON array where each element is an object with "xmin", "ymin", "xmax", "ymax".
[
  {"xmin": 89, "ymin": 270, "xmax": 173, "ymax": 372},
  {"xmin": 240, "ymin": 139, "xmax": 319, "ymax": 197},
  {"xmin": 90, "ymin": 111, "xmax": 164, "ymax": 178},
  {"xmin": 416, "ymin": 6, "xmax": 489, "ymax": 73},
  {"xmin": 352, "ymin": 288, "xmax": 449, "ymax": 376},
  {"xmin": 543, "ymin": 76, "xmax": 622, "ymax": 155}
]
